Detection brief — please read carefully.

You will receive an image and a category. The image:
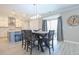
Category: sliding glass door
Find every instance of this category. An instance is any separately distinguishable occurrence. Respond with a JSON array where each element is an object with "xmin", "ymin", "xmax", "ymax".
[{"xmin": 47, "ymin": 19, "xmax": 58, "ymax": 40}]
